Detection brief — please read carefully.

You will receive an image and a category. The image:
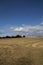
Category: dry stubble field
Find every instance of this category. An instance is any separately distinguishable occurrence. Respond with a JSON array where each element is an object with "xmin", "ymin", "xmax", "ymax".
[{"xmin": 0, "ymin": 38, "xmax": 43, "ymax": 65}]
